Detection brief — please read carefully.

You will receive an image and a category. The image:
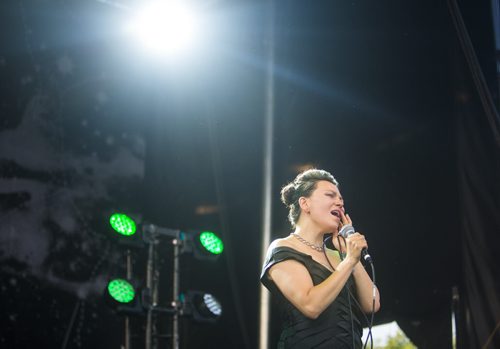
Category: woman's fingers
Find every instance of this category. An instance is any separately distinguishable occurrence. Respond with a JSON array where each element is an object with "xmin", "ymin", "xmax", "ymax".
[
  {"xmin": 340, "ymin": 211, "xmax": 353, "ymax": 226},
  {"xmin": 346, "ymin": 233, "xmax": 368, "ymax": 259},
  {"xmin": 345, "ymin": 213, "xmax": 352, "ymax": 225}
]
